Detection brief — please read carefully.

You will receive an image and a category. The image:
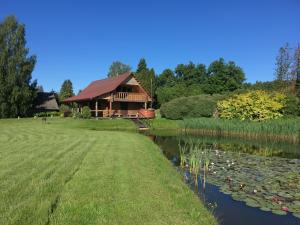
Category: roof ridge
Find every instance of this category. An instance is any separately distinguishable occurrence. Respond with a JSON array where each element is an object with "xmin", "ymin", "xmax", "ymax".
[{"xmin": 63, "ymin": 72, "xmax": 133, "ymax": 102}]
